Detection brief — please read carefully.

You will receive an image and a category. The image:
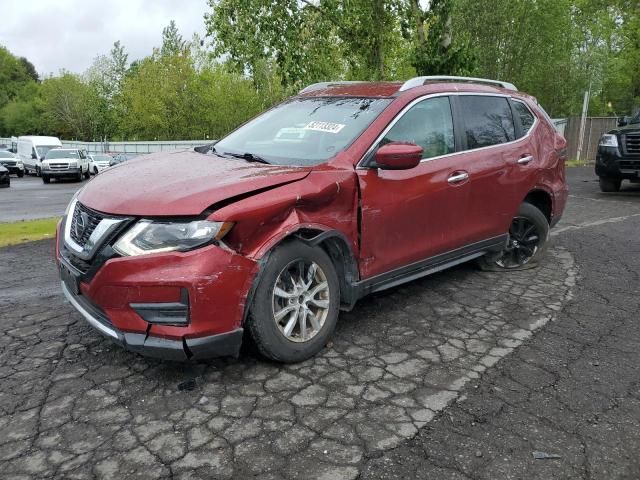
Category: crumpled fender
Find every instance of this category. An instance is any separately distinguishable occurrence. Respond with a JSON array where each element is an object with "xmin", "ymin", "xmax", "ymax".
[{"xmin": 210, "ymin": 168, "xmax": 360, "ymax": 260}]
